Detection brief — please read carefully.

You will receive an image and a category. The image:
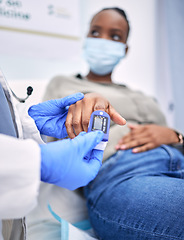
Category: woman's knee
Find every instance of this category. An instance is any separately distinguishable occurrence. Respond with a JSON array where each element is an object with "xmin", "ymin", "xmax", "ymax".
[{"xmin": 87, "ymin": 176, "xmax": 184, "ymax": 240}]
